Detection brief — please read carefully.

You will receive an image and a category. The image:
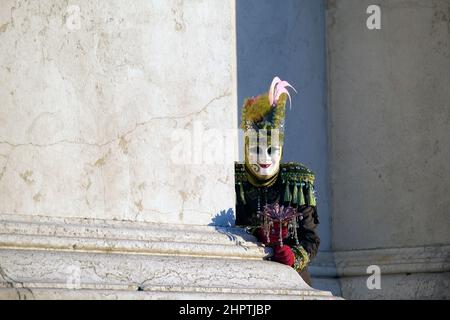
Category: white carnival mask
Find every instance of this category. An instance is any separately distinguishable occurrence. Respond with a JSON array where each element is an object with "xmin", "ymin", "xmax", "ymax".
[{"xmin": 245, "ymin": 142, "xmax": 282, "ymax": 179}]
